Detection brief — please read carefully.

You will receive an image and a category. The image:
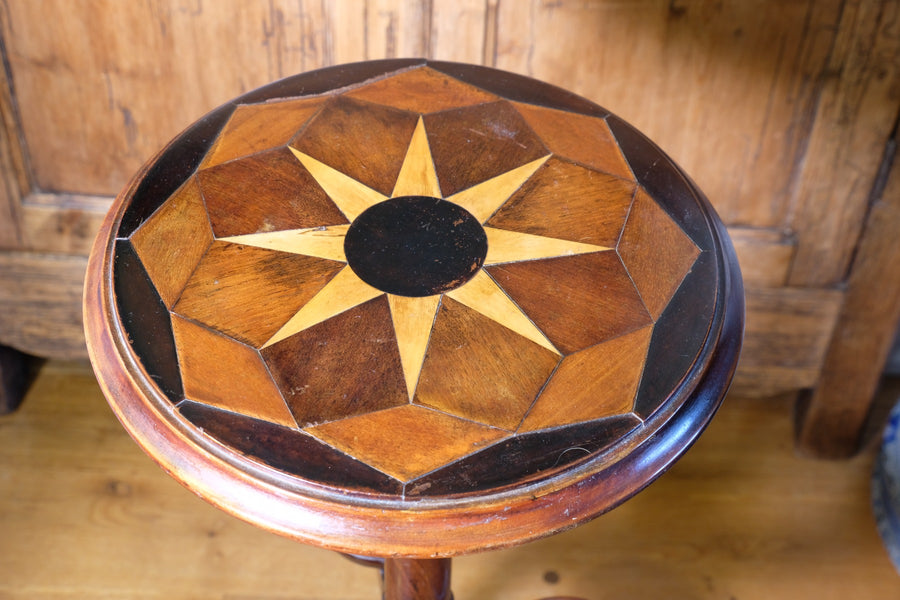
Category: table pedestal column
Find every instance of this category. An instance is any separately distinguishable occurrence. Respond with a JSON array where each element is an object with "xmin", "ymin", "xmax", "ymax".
[{"xmin": 384, "ymin": 558, "xmax": 452, "ymax": 600}]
